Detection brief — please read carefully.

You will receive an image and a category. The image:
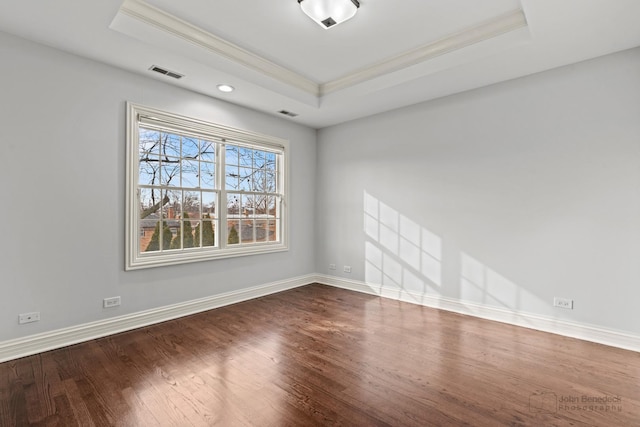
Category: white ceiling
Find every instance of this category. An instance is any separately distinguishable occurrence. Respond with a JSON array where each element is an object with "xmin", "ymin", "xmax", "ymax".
[{"xmin": 1, "ymin": 0, "xmax": 639, "ymax": 128}]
